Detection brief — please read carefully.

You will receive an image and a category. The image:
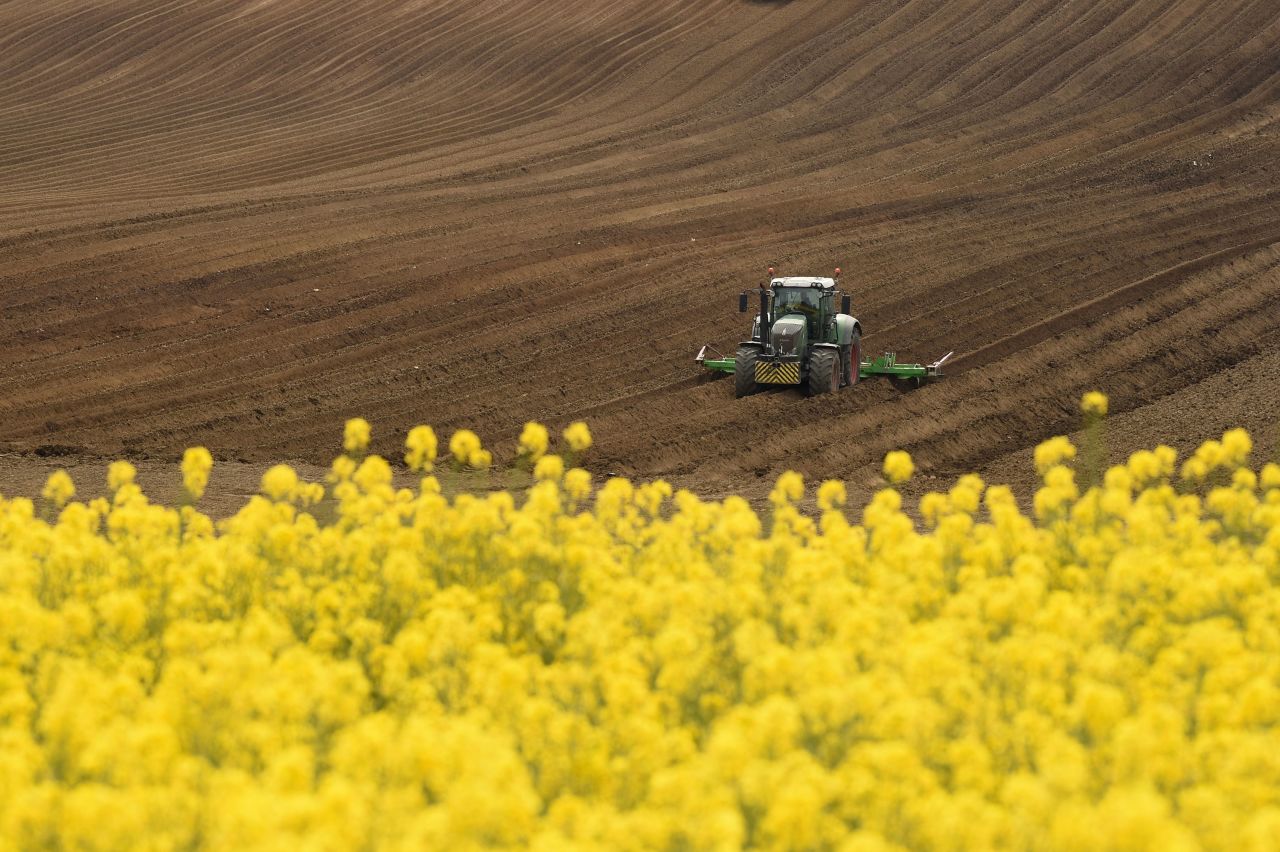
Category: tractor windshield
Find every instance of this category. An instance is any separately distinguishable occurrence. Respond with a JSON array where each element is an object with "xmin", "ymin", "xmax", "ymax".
[{"xmin": 773, "ymin": 286, "xmax": 821, "ymax": 315}]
